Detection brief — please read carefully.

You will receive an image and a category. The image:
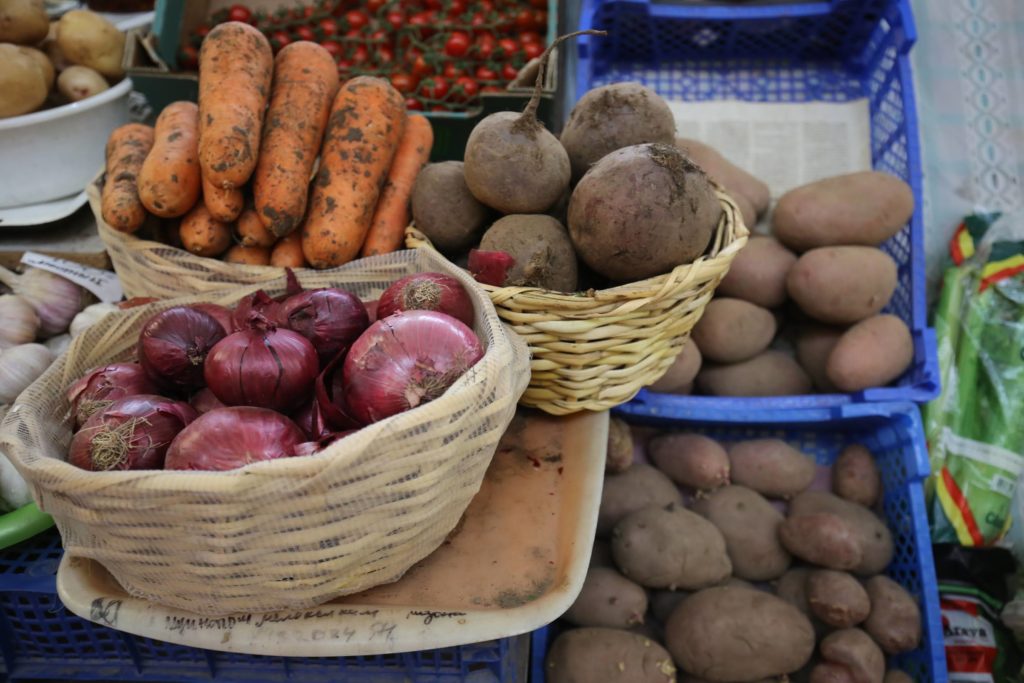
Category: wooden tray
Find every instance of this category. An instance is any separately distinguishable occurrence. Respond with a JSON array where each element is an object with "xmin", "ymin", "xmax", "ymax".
[{"xmin": 56, "ymin": 410, "xmax": 606, "ymax": 656}]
